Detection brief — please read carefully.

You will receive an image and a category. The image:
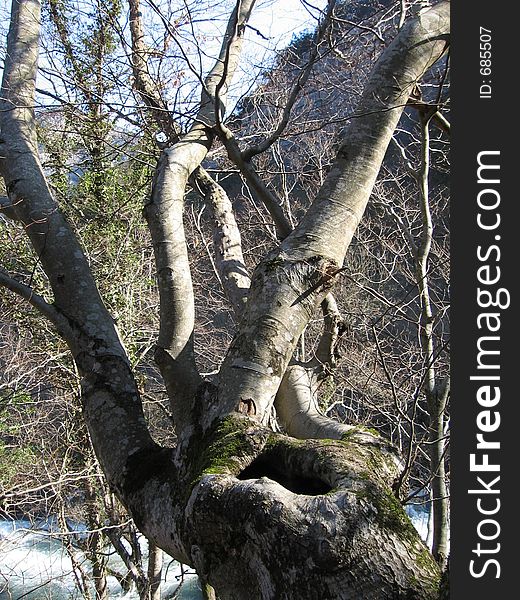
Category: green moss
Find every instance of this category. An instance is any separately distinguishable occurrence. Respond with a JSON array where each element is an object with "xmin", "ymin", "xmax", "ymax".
[
  {"xmin": 369, "ymin": 485, "xmax": 416, "ymax": 535},
  {"xmin": 351, "ymin": 477, "xmax": 417, "ymax": 544},
  {"xmin": 186, "ymin": 415, "xmax": 266, "ymax": 492},
  {"xmin": 353, "ymin": 480, "xmax": 440, "ymax": 595},
  {"xmin": 340, "ymin": 425, "xmax": 381, "ymax": 440},
  {"xmin": 262, "ymin": 434, "xmax": 309, "ymax": 454},
  {"xmin": 356, "ymin": 480, "xmax": 440, "ymax": 588},
  {"xmin": 406, "ymin": 553, "xmax": 441, "ymax": 599},
  {"xmin": 363, "ymin": 427, "xmax": 381, "ymax": 437},
  {"xmin": 416, "ymin": 546, "xmax": 436, "ymax": 570},
  {"xmin": 201, "ymin": 417, "xmax": 249, "ymax": 474}
]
